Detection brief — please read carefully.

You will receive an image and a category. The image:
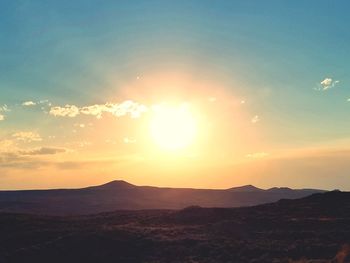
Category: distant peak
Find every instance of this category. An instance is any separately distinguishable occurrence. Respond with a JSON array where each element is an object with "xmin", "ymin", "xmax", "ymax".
[
  {"xmin": 229, "ymin": 185, "xmax": 263, "ymax": 192},
  {"xmin": 267, "ymin": 187, "xmax": 292, "ymax": 192},
  {"xmin": 96, "ymin": 180, "xmax": 136, "ymax": 189}
]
